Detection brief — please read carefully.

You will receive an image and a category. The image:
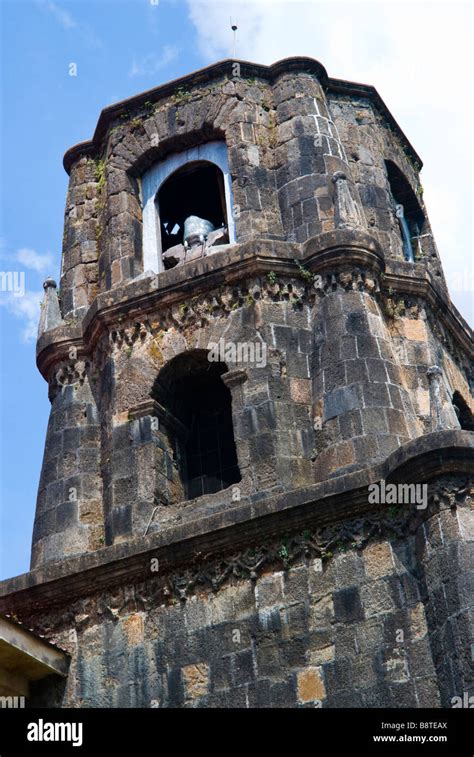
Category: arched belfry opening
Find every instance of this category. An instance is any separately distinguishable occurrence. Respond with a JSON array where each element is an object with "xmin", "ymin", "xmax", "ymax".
[
  {"xmin": 452, "ymin": 391, "xmax": 474, "ymax": 431},
  {"xmin": 141, "ymin": 141, "xmax": 236, "ymax": 273},
  {"xmin": 385, "ymin": 159, "xmax": 426, "ymax": 262},
  {"xmin": 152, "ymin": 351, "xmax": 241, "ymax": 500},
  {"xmin": 157, "ymin": 161, "xmax": 228, "ymax": 257}
]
